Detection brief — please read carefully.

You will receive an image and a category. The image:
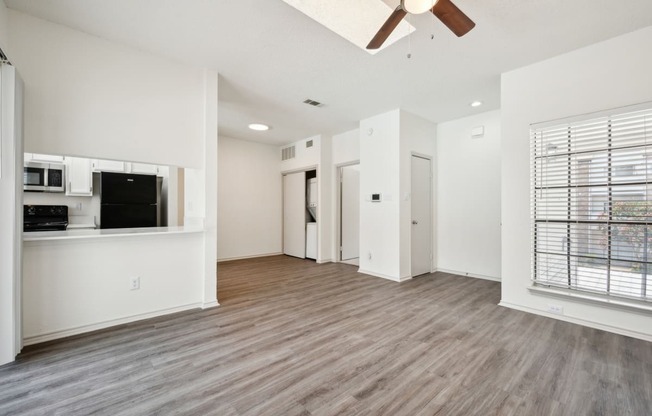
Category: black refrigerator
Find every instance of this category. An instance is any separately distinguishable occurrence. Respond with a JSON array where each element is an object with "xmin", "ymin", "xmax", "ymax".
[{"xmin": 100, "ymin": 172, "xmax": 158, "ymax": 229}]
